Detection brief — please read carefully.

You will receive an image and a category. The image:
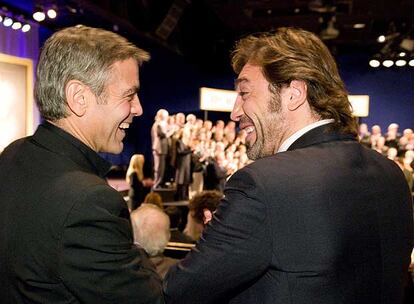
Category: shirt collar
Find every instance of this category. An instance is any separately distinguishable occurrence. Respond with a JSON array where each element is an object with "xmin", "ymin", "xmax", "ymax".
[
  {"xmin": 40, "ymin": 121, "xmax": 112, "ymax": 177},
  {"xmin": 277, "ymin": 119, "xmax": 335, "ymax": 153}
]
